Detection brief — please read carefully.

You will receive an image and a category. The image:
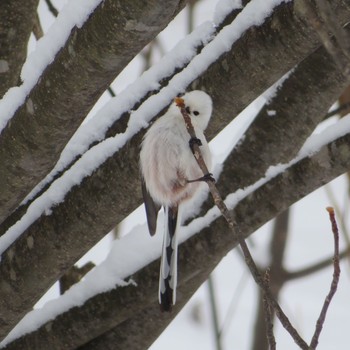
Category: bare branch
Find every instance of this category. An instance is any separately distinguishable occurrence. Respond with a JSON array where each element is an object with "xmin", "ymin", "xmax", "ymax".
[
  {"xmin": 0, "ymin": 0, "xmax": 186, "ymax": 225},
  {"xmin": 2, "ymin": 2, "xmax": 350, "ymax": 345},
  {"xmin": 175, "ymin": 97, "xmax": 308, "ymax": 349},
  {"xmin": 315, "ymin": 0, "xmax": 350, "ymax": 57},
  {"xmin": 295, "ymin": 0, "xmax": 350, "ymax": 74},
  {"xmin": 5, "ymin": 124, "xmax": 350, "ymax": 350},
  {"xmin": 207, "ymin": 276, "xmax": 223, "ymax": 350},
  {"xmin": 286, "ymin": 247, "xmax": 349, "ymax": 281},
  {"xmin": 309, "ymin": 207, "xmax": 341, "ymax": 349},
  {"xmin": 252, "ymin": 210, "xmax": 290, "ymax": 350},
  {"xmin": 263, "ymin": 270, "xmax": 276, "ymax": 350},
  {"xmin": 45, "ymin": 0, "xmax": 59, "ymax": 17},
  {"xmin": 0, "ymin": 0, "xmax": 39, "ymax": 97}
]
